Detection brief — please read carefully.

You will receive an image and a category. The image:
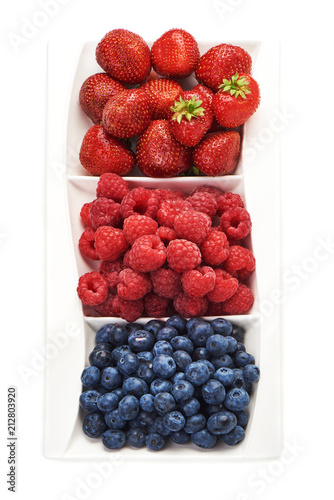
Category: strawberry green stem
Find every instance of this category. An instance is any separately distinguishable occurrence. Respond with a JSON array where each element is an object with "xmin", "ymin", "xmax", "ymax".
[
  {"xmin": 219, "ymin": 73, "xmax": 250, "ymax": 99},
  {"xmin": 170, "ymin": 96, "xmax": 205, "ymax": 124}
]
